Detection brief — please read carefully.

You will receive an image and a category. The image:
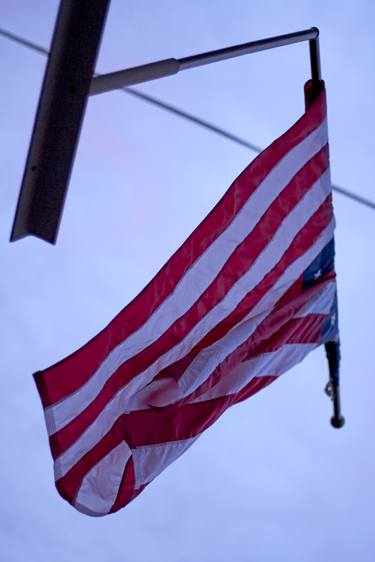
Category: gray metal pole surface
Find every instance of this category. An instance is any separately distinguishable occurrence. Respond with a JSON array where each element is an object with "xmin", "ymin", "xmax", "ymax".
[
  {"xmin": 309, "ymin": 33, "xmax": 322, "ymax": 82},
  {"xmin": 10, "ymin": 0, "xmax": 110, "ymax": 244},
  {"xmin": 90, "ymin": 28, "xmax": 319, "ymax": 96}
]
